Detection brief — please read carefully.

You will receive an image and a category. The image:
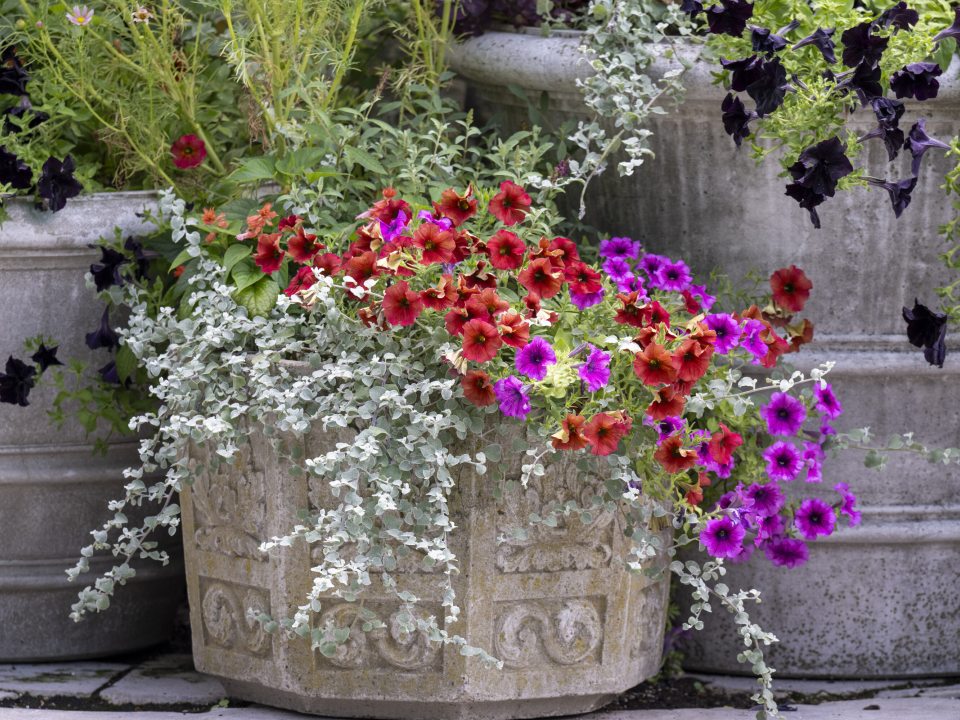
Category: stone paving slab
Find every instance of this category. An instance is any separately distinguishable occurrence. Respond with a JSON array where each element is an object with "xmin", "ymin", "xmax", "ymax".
[
  {"xmin": 688, "ymin": 673, "xmax": 945, "ymax": 698},
  {"xmin": 97, "ymin": 655, "xmax": 226, "ymax": 706},
  {"xmin": 0, "ymin": 664, "xmax": 129, "ymax": 699}
]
